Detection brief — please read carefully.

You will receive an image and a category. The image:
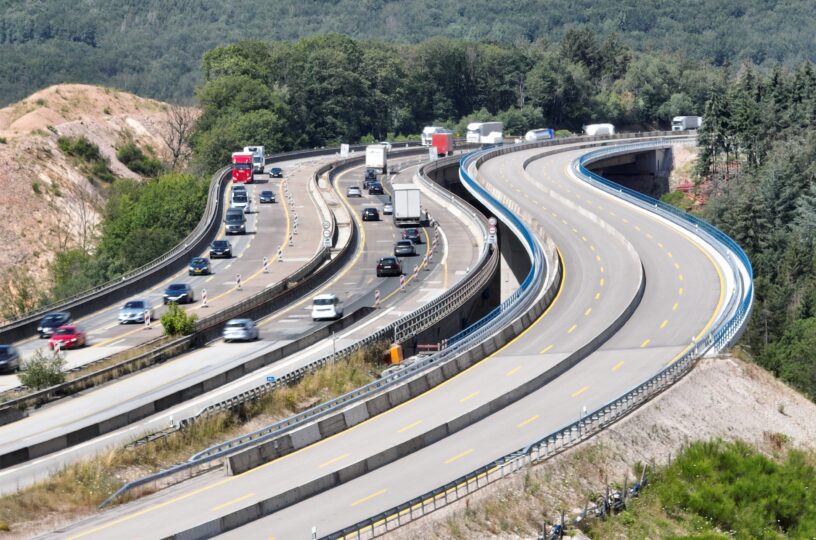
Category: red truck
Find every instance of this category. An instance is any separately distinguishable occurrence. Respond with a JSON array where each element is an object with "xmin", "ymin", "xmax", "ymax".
[
  {"xmin": 431, "ymin": 132, "xmax": 453, "ymax": 157},
  {"xmin": 231, "ymin": 151, "xmax": 254, "ymax": 183}
]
